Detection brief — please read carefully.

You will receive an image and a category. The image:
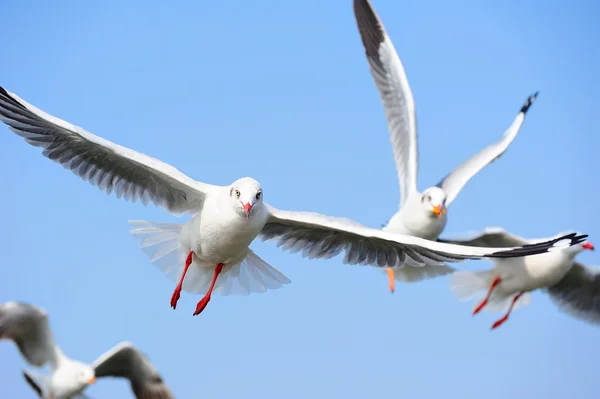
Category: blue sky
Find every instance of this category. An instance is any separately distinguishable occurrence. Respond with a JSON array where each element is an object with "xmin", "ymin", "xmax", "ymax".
[{"xmin": 1, "ymin": 0, "xmax": 598, "ymax": 398}]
